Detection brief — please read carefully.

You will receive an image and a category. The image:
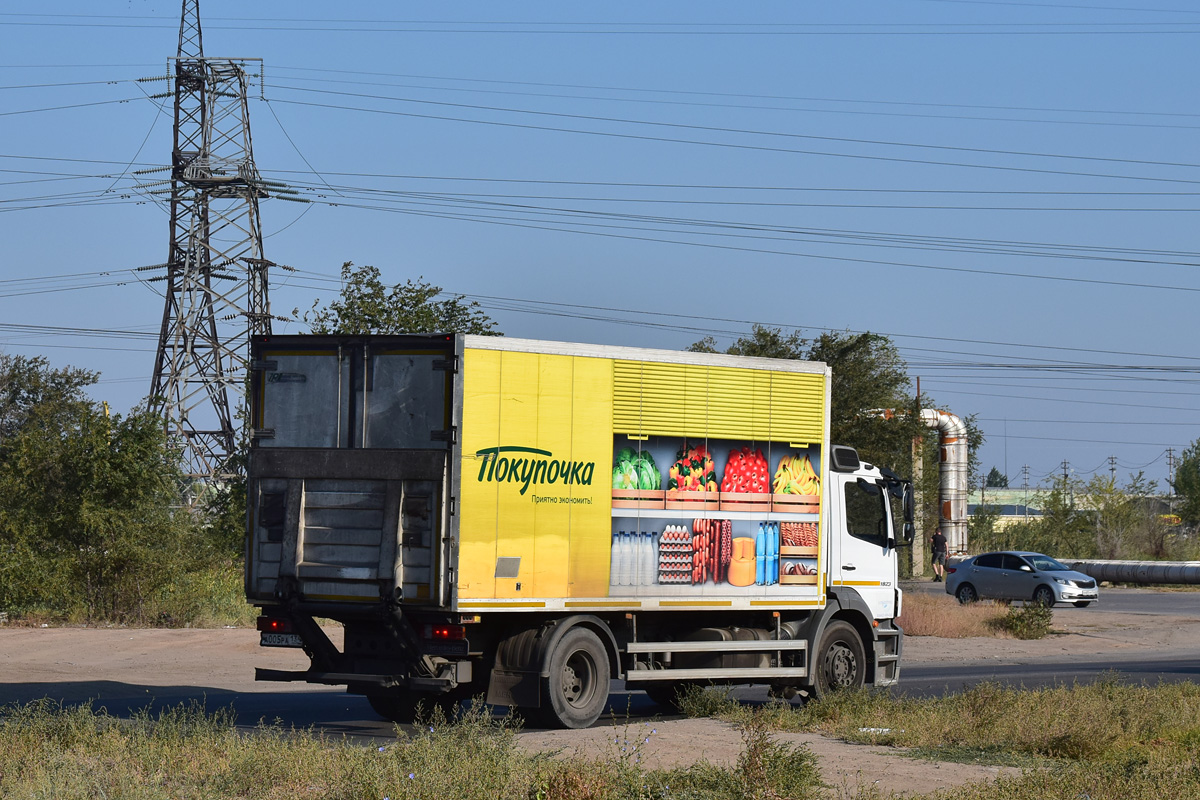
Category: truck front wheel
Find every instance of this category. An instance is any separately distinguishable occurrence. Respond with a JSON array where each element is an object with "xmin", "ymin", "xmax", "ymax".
[
  {"xmin": 537, "ymin": 626, "xmax": 611, "ymax": 729},
  {"xmin": 812, "ymin": 621, "xmax": 866, "ymax": 699}
]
